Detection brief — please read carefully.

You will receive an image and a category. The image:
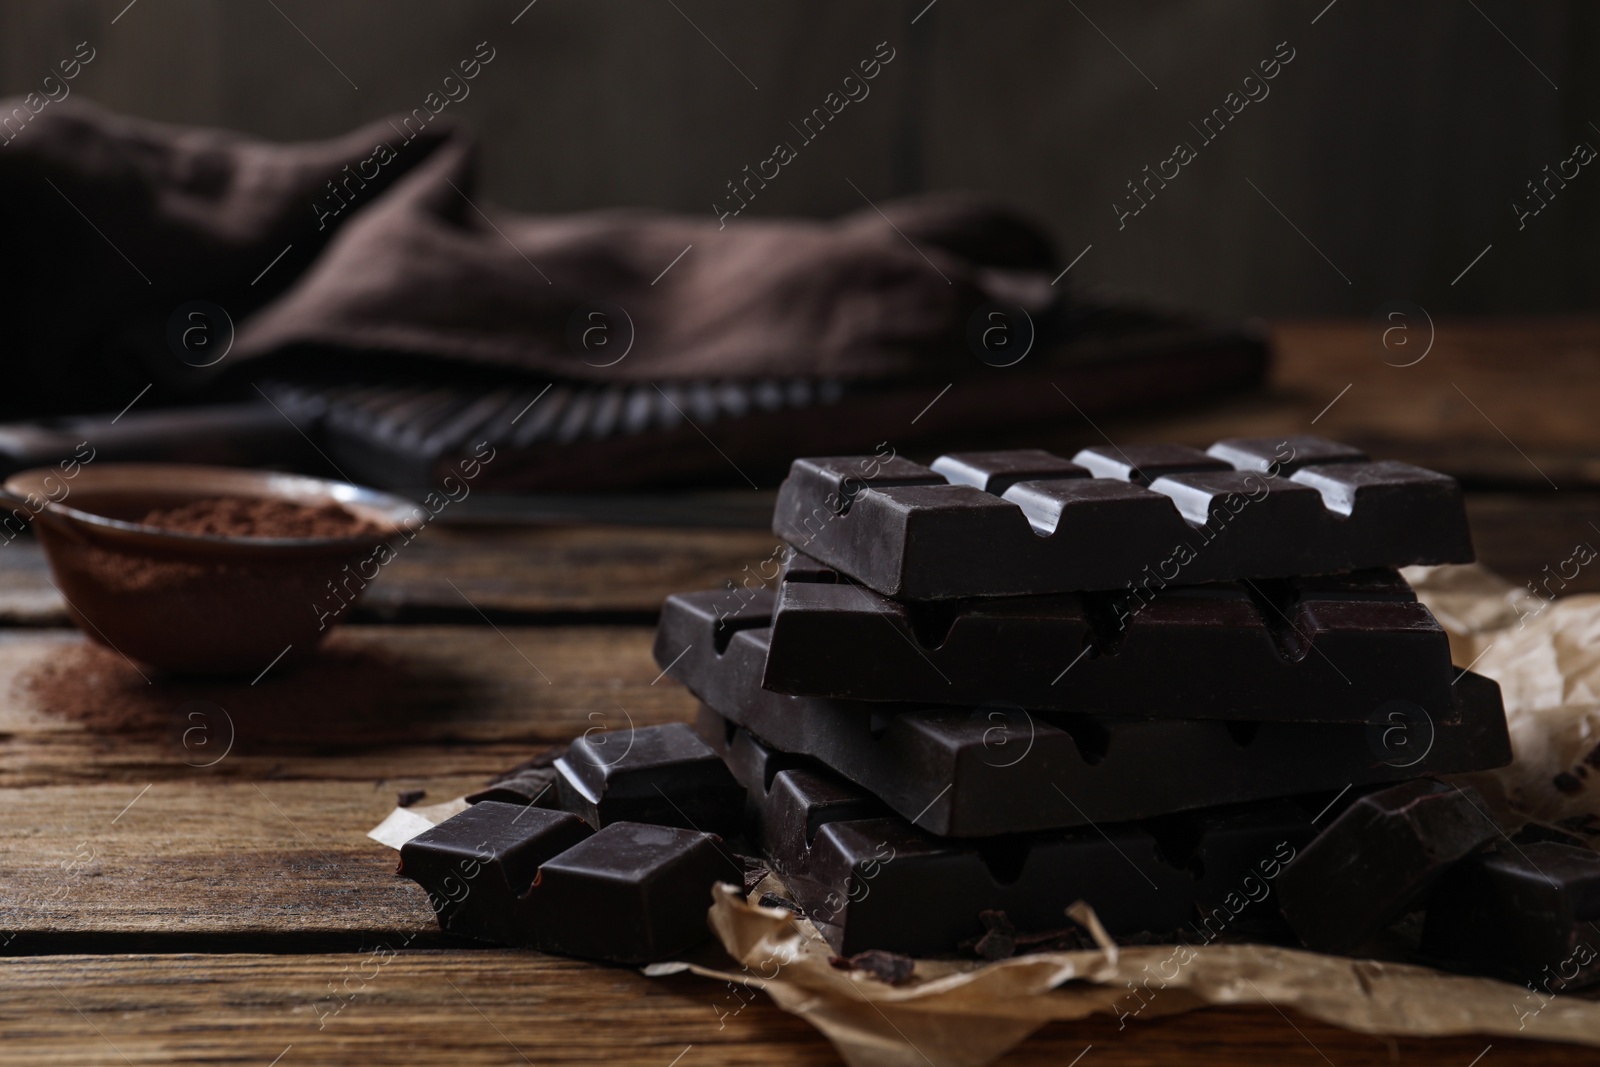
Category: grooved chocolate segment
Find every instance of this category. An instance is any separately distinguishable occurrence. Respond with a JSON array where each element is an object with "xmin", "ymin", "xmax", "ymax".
[
  {"xmin": 655, "ymin": 591, "xmax": 1512, "ymax": 837},
  {"xmin": 760, "ymin": 566, "xmax": 1454, "ymax": 721},
  {"xmin": 1421, "ymin": 843, "xmax": 1600, "ymax": 987},
  {"xmin": 930, "ymin": 450, "xmax": 1087, "ymax": 494},
  {"xmin": 554, "ymin": 723, "xmax": 745, "ymax": 836},
  {"xmin": 1277, "ymin": 779, "xmax": 1499, "ymax": 954},
  {"xmin": 1206, "ymin": 435, "xmax": 1368, "ymax": 475},
  {"xmin": 1073, "ymin": 443, "xmax": 1231, "ymax": 484},
  {"xmin": 400, "ymin": 803, "xmax": 729, "ymax": 963},
  {"xmin": 772, "ymin": 440, "xmax": 1472, "ymax": 598},
  {"xmin": 527, "ymin": 821, "xmax": 731, "ymax": 964},
  {"xmin": 398, "ymin": 803, "xmax": 593, "ymax": 944},
  {"xmin": 699, "ymin": 714, "xmax": 1316, "ymax": 956}
]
